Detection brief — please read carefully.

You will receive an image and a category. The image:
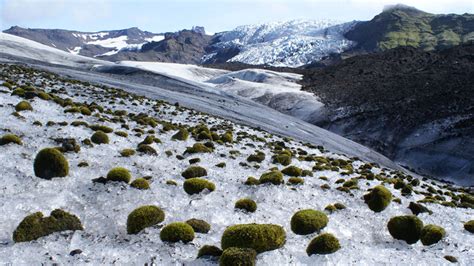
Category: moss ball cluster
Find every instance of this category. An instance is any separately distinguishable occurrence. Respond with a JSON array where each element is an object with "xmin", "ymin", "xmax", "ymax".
[
  {"xmin": 34, "ymin": 148, "xmax": 69, "ymax": 179},
  {"xmin": 364, "ymin": 185, "xmax": 392, "ymax": 212},
  {"xmin": 387, "ymin": 215, "xmax": 424, "ymax": 244},
  {"xmin": 420, "ymin": 224, "xmax": 446, "ymax": 246},
  {"xmin": 219, "ymin": 247, "xmax": 256, "ymax": 266},
  {"xmin": 221, "ymin": 223, "xmax": 286, "ymax": 253},
  {"xmin": 306, "ymin": 233, "xmax": 341, "ymax": 255},
  {"xmin": 183, "ymin": 178, "xmax": 216, "ymax": 195},
  {"xmin": 13, "ymin": 209, "xmax": 83, "ymax": 242},
  {"xmin": 181, "ymin": 166, "xmax": 207, "ymax": 179},
  {"xmin": 291, "ymin": 209, "xmax": 328, "ymax": 235},
  {"xmin": 91, "ymin": 130, "xmax": 109, "ymax": 144},
  {"xmin": 0, "ymin": 134, "xmax": 22, "ymax": 146},
  {"xmin": 186, "ymin": 218, "xmax": 211, "ymax": 233},
  {"xmin": 235, "ymin": 198, "xmax": 257, "ymax": 213},
  {"xmin": 259, "ymin": 170, "xmax": 284, "ymax": 185},
  {"xmin": 160, "ymin": 222, "xmax": 195, "ymax": 243},
  {"xmin": 126, "ymin": 205, "xmax": 165, "ymax": 234},
  {"xmin": 130, "ymin": 178, "xmax": 150, "ymax": 190},
  {"xmin": 106, "ymin": 167, "xmax": 131, "ymax": 183}
]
